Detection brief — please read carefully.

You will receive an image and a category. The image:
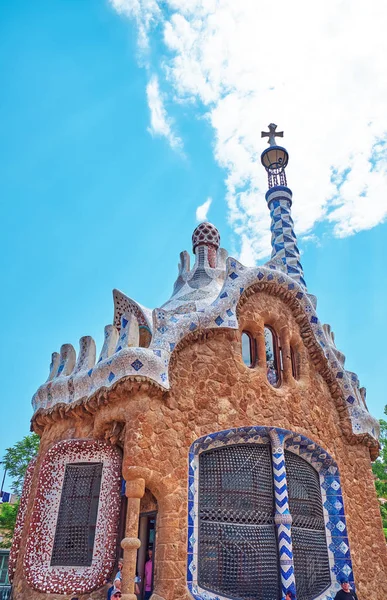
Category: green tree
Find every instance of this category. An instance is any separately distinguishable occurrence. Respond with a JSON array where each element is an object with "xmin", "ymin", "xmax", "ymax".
[
  {"xmin": 372, "ymin": 405, "xmax": 387, "ymax": 540},
  {"xmin": 2, "ymin": 433, "xmax": 40, "ymax": 496},
  {"xmin": 0, "ymin": 501, "xmax": 19, "ymax": 548}
]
